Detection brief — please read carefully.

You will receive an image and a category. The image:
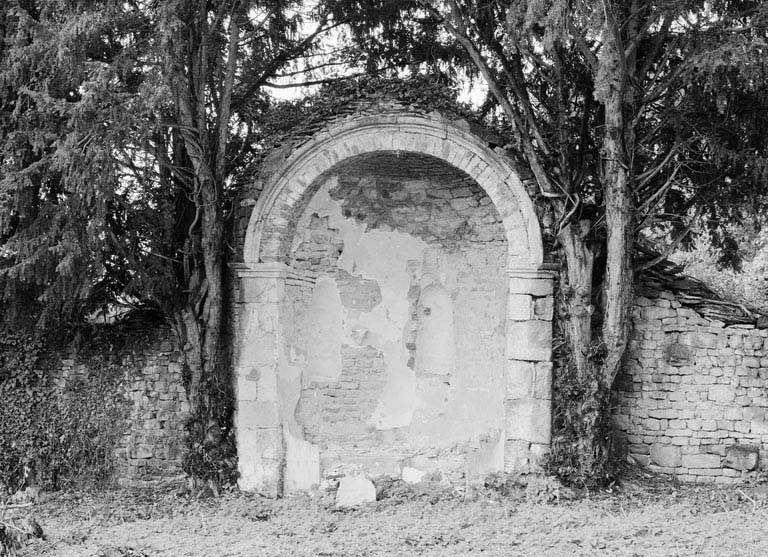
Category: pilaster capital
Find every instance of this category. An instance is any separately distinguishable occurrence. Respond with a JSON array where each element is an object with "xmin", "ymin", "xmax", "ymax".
[
  {"xmin": 234, "ymin": 262, "xmax": 316, "ymax": 284},
  {"xmin": 507, "ymin": 267, "xmax": 556, "ymax": 296}
]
